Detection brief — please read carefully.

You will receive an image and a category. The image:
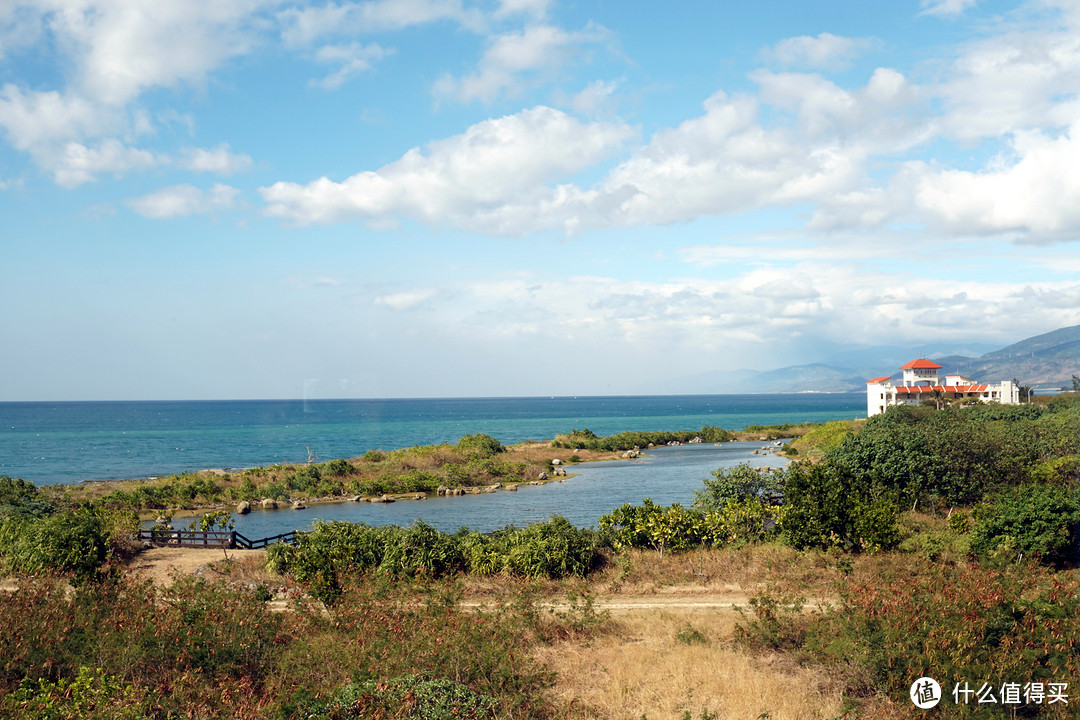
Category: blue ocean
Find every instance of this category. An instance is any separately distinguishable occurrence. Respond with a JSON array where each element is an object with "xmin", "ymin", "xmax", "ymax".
[
  {"xmin": 1, "ymin": 394, "xmax": 863, "ymax": 486},
  {"xmin": 2, "ymin": 394, "xmax": 865, "ymax": 532}
]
